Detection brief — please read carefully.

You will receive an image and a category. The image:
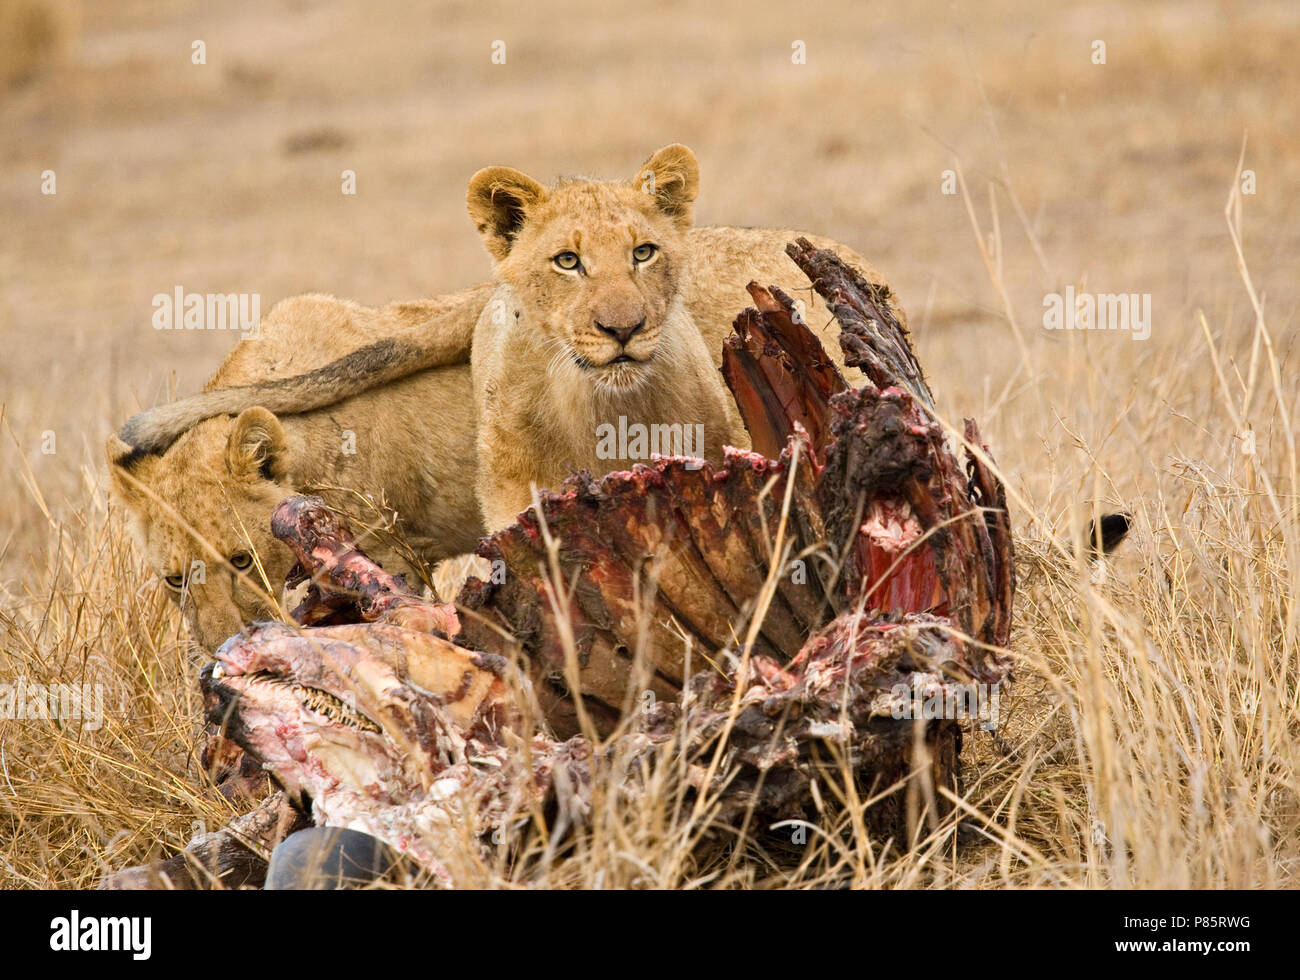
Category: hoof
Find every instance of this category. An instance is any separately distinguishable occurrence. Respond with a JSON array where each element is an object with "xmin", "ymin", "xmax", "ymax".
[{"xmin": 265, "ymin": 827, "xmax": 408, "ymax": 890}]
